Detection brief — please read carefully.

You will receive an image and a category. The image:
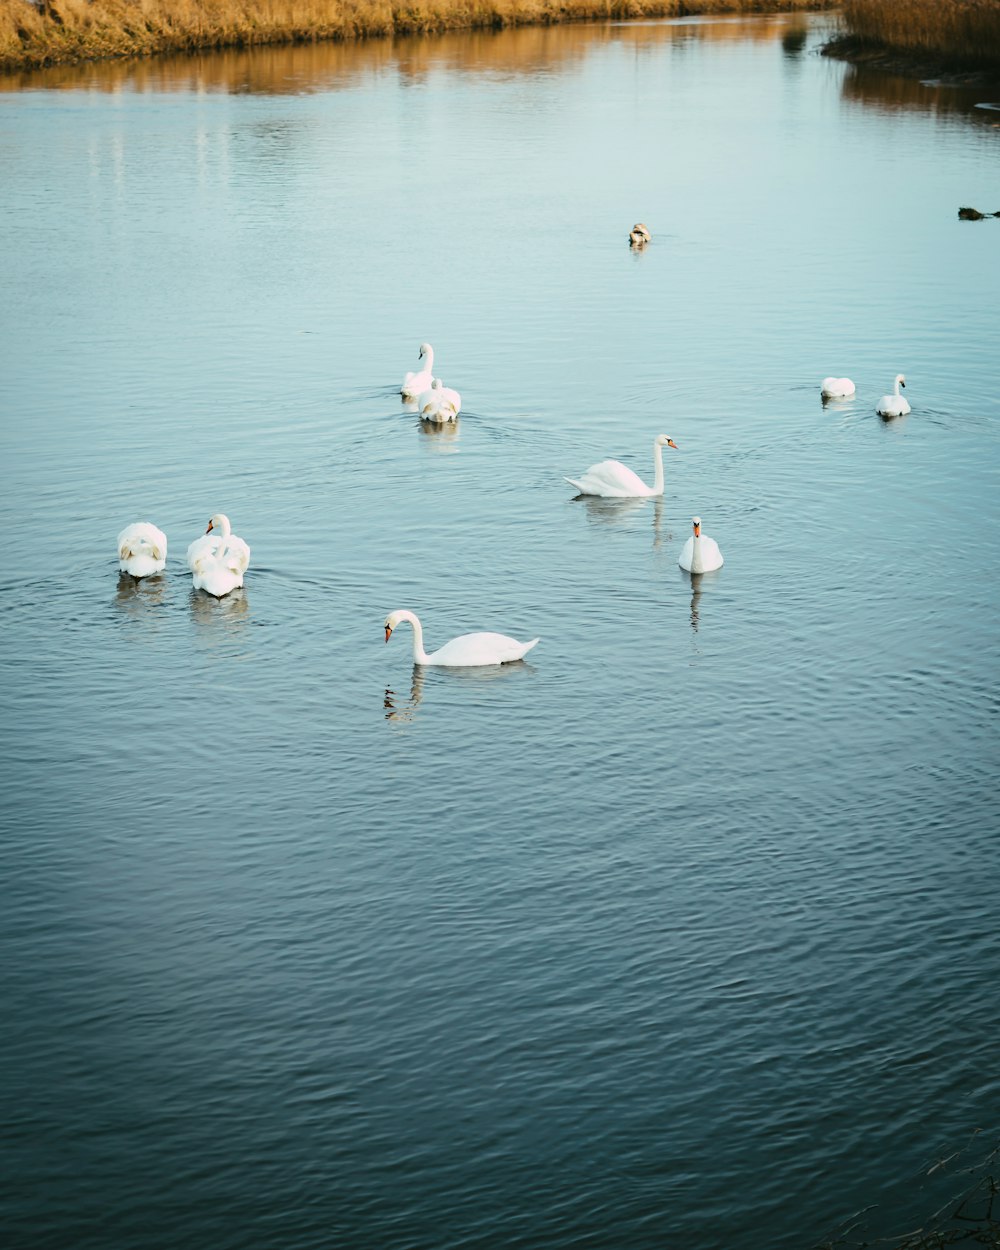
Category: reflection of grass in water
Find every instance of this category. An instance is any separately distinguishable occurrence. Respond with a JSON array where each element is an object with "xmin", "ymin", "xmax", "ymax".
[
  {"xmin": 0, "ymin": 0, "xmax": 837, "ymax": 72},
  {"xmin": 816, "ymin": 1134, "xmax": 1000, "ymax": 1250},
  {"xmin": 831, "ymin": 0, "xmax": 1000, "ymax": 71}
]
